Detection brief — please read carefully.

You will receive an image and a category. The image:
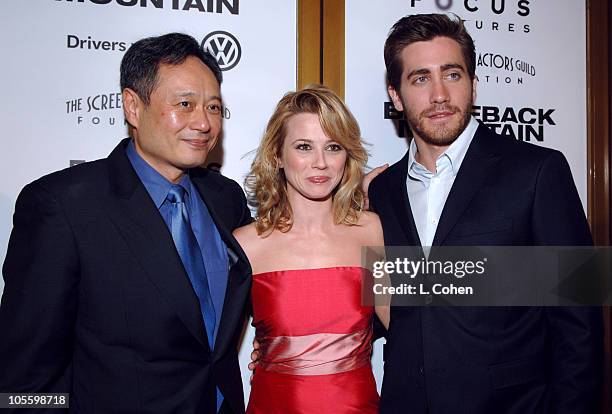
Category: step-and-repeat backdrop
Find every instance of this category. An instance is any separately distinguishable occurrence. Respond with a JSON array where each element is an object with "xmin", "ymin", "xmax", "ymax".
[
  {"xmin": 0, "ymin": 0, "xmax": 590, "ymax": 402},
  {"xmin": 0, "ymin": 0, "xmax": 296, "ymax": 401},
  {"xmin": 346, "ymin": 0, "xmax": 587, "ymax": 392},
  {"xmin": 347, "ymin": 0, "xmax": 587, "ymax": 203}
]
